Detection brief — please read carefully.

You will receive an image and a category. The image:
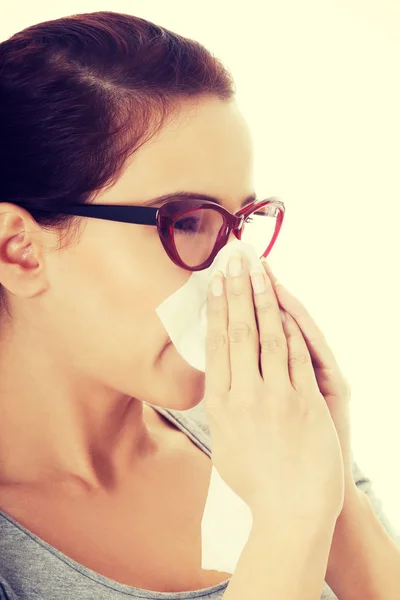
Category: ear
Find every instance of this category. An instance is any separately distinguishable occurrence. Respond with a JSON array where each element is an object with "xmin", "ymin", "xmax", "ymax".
[{"xmin": 0, "ymin": 204, "xmax": 50, "ymax": 300}]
